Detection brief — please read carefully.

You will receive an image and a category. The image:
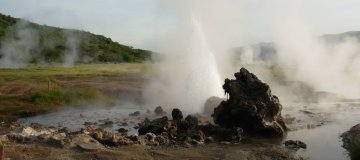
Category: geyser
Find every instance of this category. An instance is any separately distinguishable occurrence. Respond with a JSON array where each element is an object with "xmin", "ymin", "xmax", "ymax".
[{"xmin": 143, "ymin": 13, "xmax": 223, "ymax": 113}]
